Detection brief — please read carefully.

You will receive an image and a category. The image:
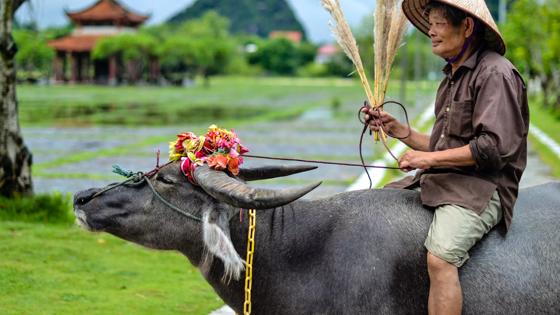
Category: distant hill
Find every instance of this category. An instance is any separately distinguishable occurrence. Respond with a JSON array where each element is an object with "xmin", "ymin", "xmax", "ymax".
[{"xmin": 167, "ymin": 0, "xmax": 307, "ymax": 40}]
